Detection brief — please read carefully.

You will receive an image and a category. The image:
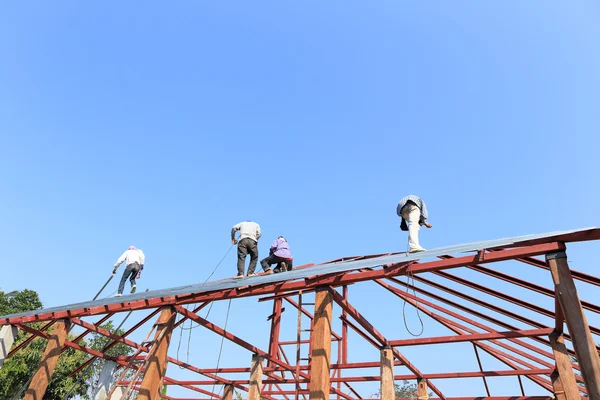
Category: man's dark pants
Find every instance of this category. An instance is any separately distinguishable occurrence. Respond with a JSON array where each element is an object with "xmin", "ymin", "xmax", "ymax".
[
  {"xmin": 260, "ymin": 254, "xmax": 293, "ymax": 273},
  {"xmin": 118, "ymin": 263, "xmax": 141, "ymax": 294},
  {"xmin": 237, "ymin": 238, "xmax": 259, "ymax": 275}
]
